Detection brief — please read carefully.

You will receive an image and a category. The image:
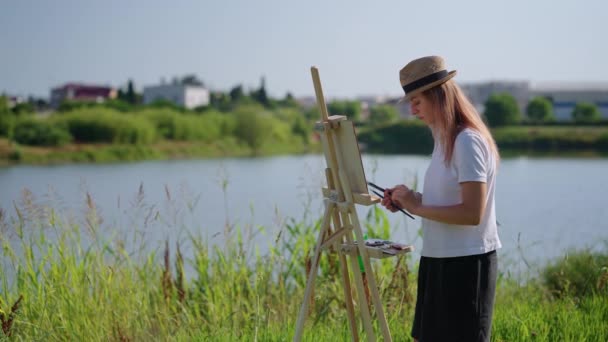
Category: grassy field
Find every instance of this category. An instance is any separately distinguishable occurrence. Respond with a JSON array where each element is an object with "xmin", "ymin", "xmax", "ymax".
[{"xmin": 1, "ymin": 199, "xmax": 606, "ymax": 341}]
